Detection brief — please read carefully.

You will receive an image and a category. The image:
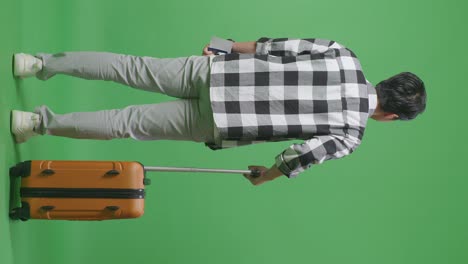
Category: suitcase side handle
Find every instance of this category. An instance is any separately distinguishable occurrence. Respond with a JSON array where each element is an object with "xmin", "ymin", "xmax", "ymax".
[
  {"xmin": 105, "ymin": 170, "xmax": 120, "ymax": 176},
  {"xmin": 39, "ymin": 205, "xmax": 123, "ymax": 220},
  {"xmin": 42, "ymin": 169, "xmax": 55, "ymax": 175}
]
